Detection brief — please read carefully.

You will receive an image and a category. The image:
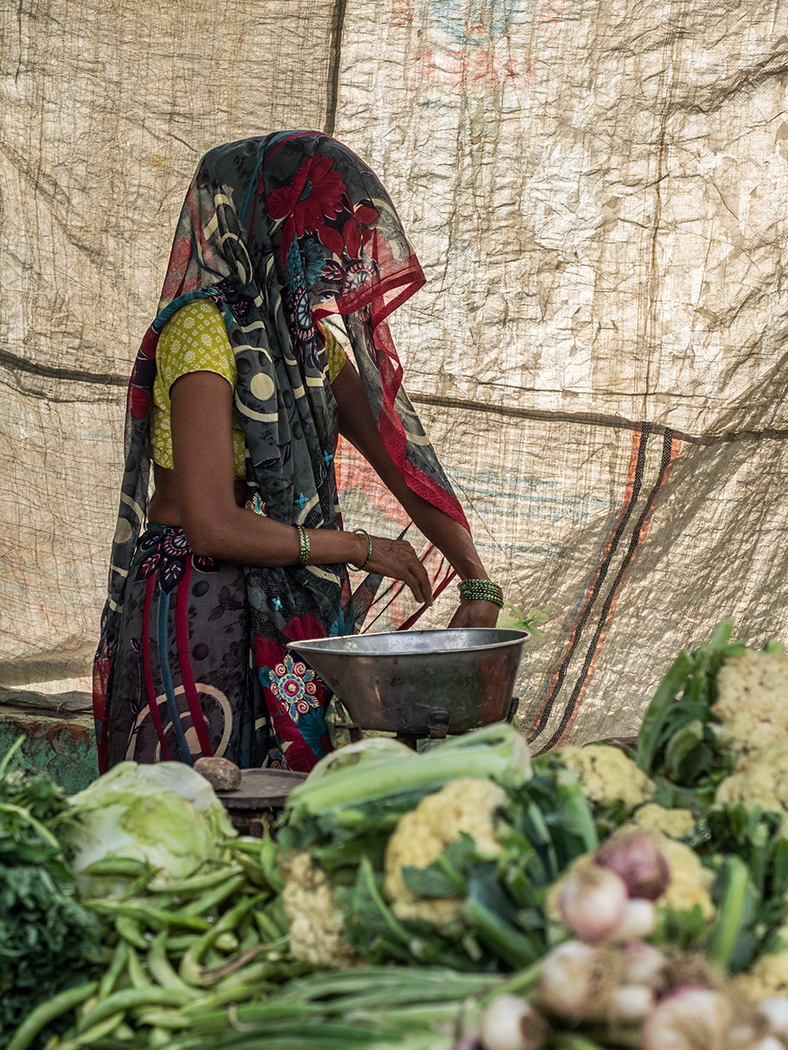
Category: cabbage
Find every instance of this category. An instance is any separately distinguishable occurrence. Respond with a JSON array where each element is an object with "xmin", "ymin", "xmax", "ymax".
[{"xmin": 68, "ymin": 761, "xmax": 236, "ymax": 893}]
